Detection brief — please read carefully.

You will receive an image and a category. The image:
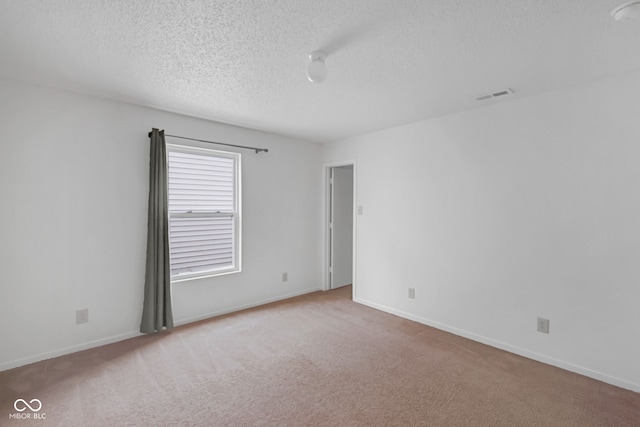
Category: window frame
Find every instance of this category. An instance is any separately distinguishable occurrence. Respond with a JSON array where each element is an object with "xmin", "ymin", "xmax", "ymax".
[{"xmin": 166, "ymin": 143, "xmax": 242, "ymax": 282}]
